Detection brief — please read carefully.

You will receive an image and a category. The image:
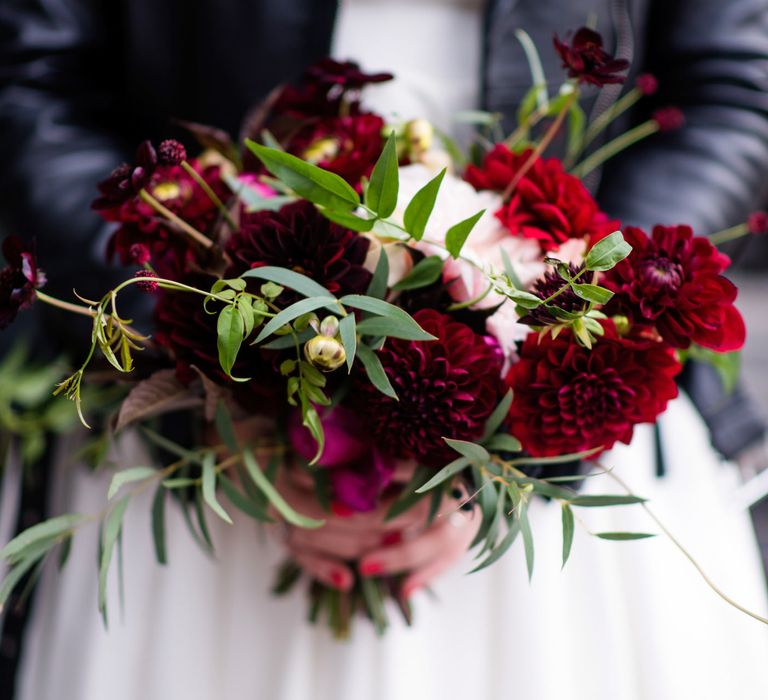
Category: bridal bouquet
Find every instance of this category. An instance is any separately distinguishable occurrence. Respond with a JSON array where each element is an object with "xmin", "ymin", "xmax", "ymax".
[{"xmin": 0, "ymin": 28, "xmax": 755, "ymax": 636}]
